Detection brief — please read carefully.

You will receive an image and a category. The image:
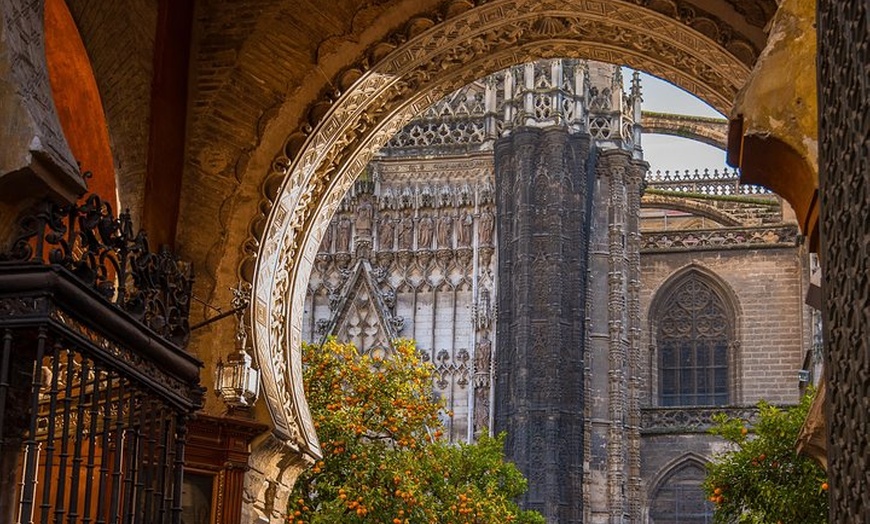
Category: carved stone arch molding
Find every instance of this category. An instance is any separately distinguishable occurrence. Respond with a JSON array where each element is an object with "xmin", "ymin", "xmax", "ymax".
[{"xmin": 248, "ymin": 0, "xmax": 755, "ymax": 459}]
